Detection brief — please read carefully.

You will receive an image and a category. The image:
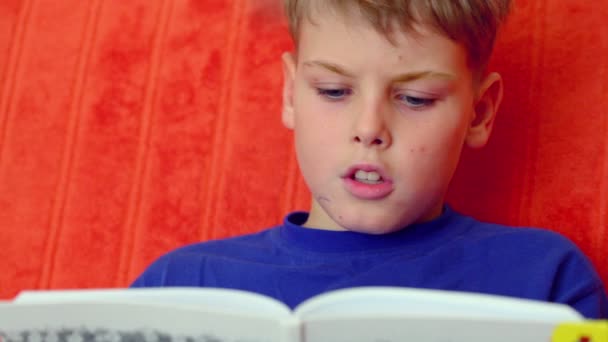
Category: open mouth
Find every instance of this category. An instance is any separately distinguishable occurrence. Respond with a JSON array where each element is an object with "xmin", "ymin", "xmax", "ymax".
[
  {"xmin": 351, "ymin": 170, "xmax": 383, "ymax": 185},
  {"xmin": 343, "ymin": 164, "xmax": 394, "ymax": 199}
]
